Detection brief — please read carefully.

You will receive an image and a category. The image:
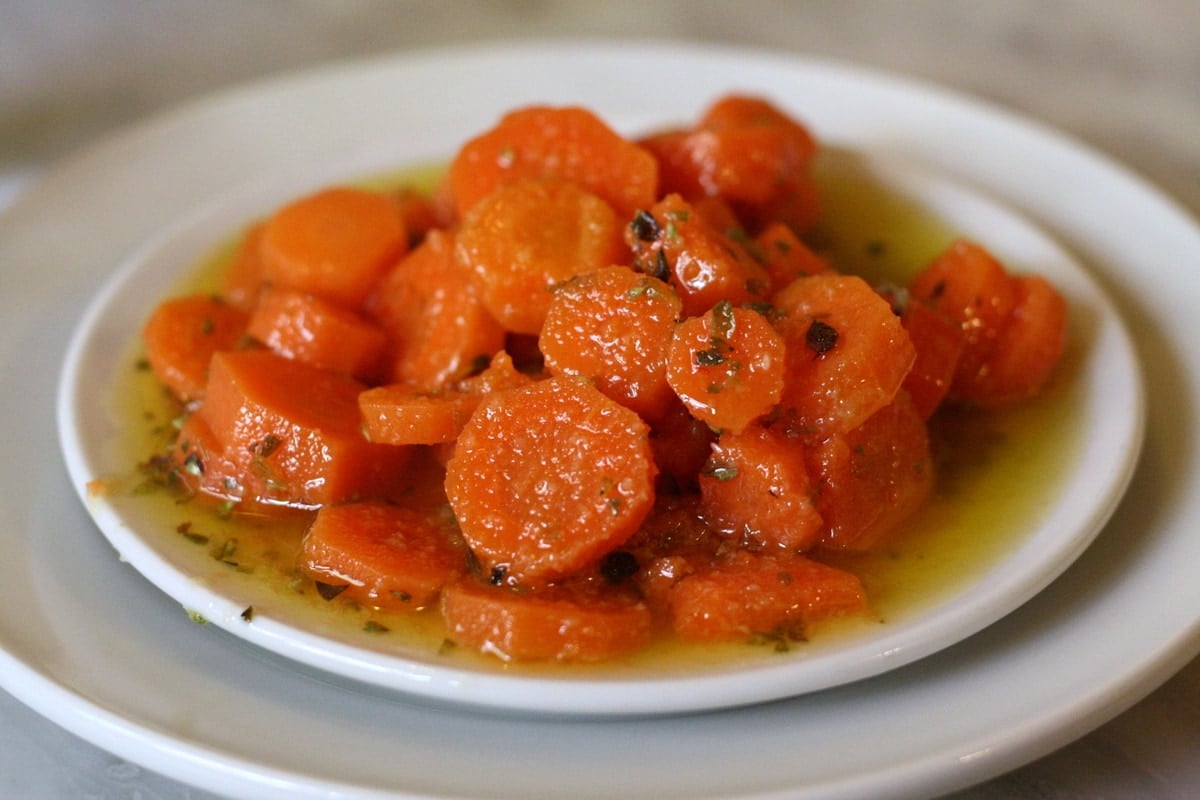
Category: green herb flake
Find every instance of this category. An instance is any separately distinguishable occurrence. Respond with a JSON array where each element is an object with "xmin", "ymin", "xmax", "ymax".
[
  {"xmin": 363, "ymin": 620, "xmax": 390, "ymax": 634},
  {"xmin": 701, "ymin": 460, "xmax": 740, "ymax": 481},
  {"xmin": 186, "ymin": 609, "xmax": 208, "ymax": 625}
]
